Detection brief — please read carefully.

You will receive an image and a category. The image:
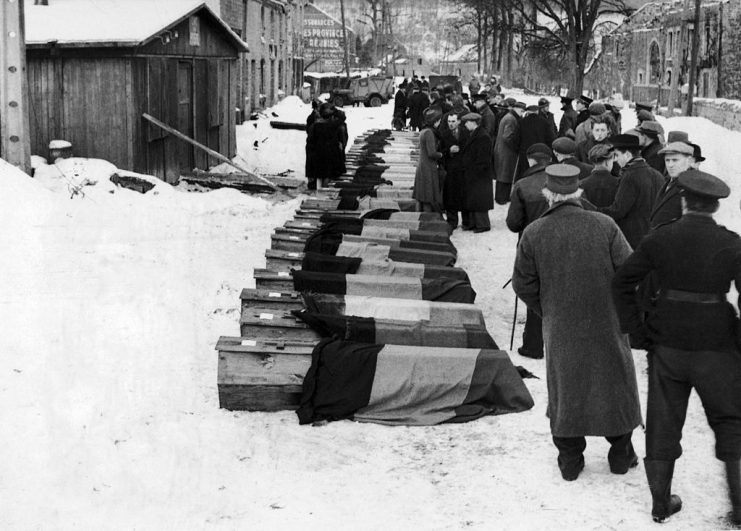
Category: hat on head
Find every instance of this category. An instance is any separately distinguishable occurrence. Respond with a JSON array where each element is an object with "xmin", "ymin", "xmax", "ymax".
[
  {"xmin": 504, "ymin": 97, "xmax": 517, "ymax": 107},
  {"xmin": 635, "ymin": 102, "xmax": 653, "ymax": 112},
  {"xmin": 472, "ymin": 93, "xmax": 488, "ymax": 102},
  {"xmin": 512, "ymin": 101, "xmax": 527, "ymax": 110},
  {"xmin": 636, "ymin": 109, "xmax": 654, "ymax": 123},
  {"xmin": 552, "ymin": 137, "xmax": 577, "ymax": 155},
  {"xmin": 423, "ymin": 107, "xmax": 443, "ymax": 126},
  {"xmin": 689, "ymin": 142, "xmax": 705, "ymax": 162},
  {"xmin": 538, "ymin": 97, "xmax": 550, "ymax": 107},
  {"xmin": 609, "ymin": 134, "xmax": 640, "ymax": 150},
  {"xmin": 588, "ymin": 144, "xmax": 614, "ymax": 164},
  {"xmin": 526, "ymin": 104, "xmax": 540, "ymax": 112},
  {"xmin": 658, "ymin": 142, "xmax": 694, "ymax": 156},
  {"xmin": 578, "ymin": 95, "xmax": 594, "ymax": 105},
  {"xmin": 677, "ymin": 169, "xmax": 729, "ymax": 199},
  {"xmin": 667, "ymin": 131, "xmax": 689, "ymax": 143},
  {"xmin": 527, "ymin": 143, "xmax": 552, "ymax": 159},
  {"xmin": 635, "ymin": 120, "xmax": 664, "ymax": 137},
  {"xmin": 545, "ymin": 164, "xmax": 581, "ymax": 194},
  {"xmin": 461, "ymin": 112, "xmax": 482, "ymax": 123},
  {"xmin": 588, "ymin": 102, "xmax": 606, "ymax": 116},
  {"xmin": 560, "ymin": 96, "xmax": 574, "ymax": 105}
]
